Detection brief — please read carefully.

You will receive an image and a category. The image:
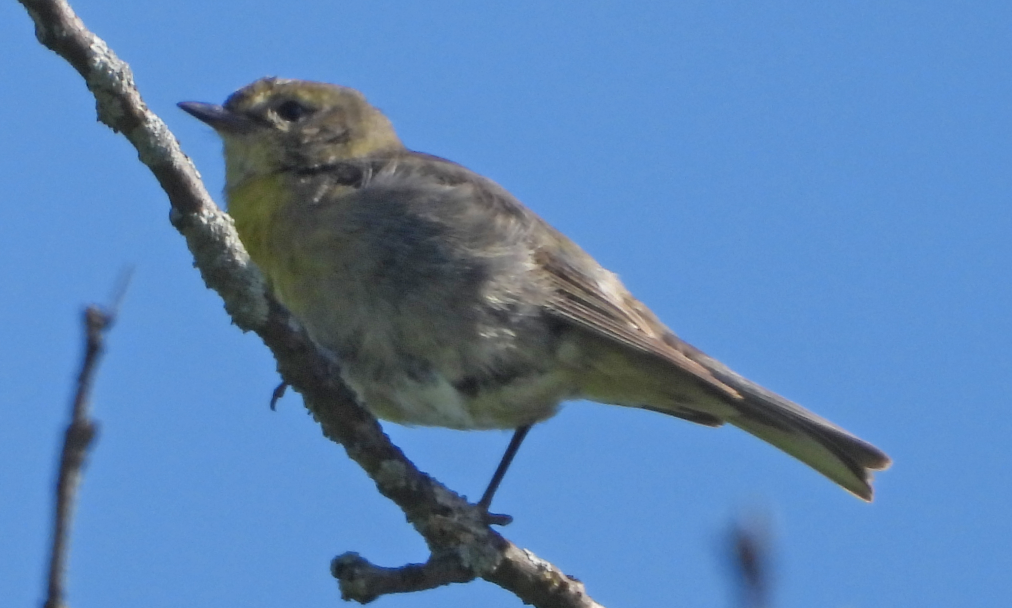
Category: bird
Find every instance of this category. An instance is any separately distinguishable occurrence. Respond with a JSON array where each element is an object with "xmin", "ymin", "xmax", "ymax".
[{"xmin": 179, "ymin": 77, "xmax": 890, "ymax": 510}]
